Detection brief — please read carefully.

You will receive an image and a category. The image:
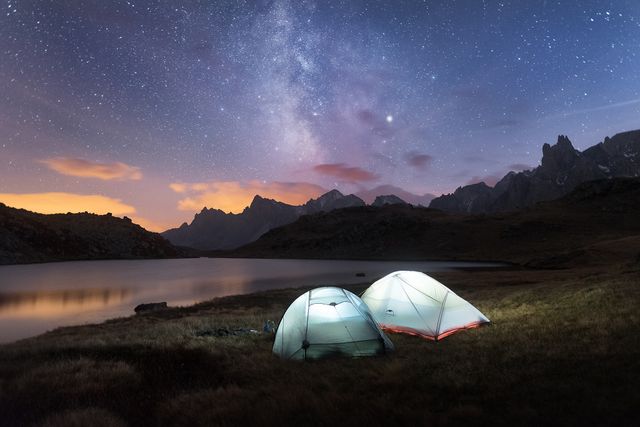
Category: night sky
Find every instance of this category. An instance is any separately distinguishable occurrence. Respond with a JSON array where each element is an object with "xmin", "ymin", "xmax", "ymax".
[{"xmin": 1, "ymin": 0, "xmax": 639, "ymax": 230}]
